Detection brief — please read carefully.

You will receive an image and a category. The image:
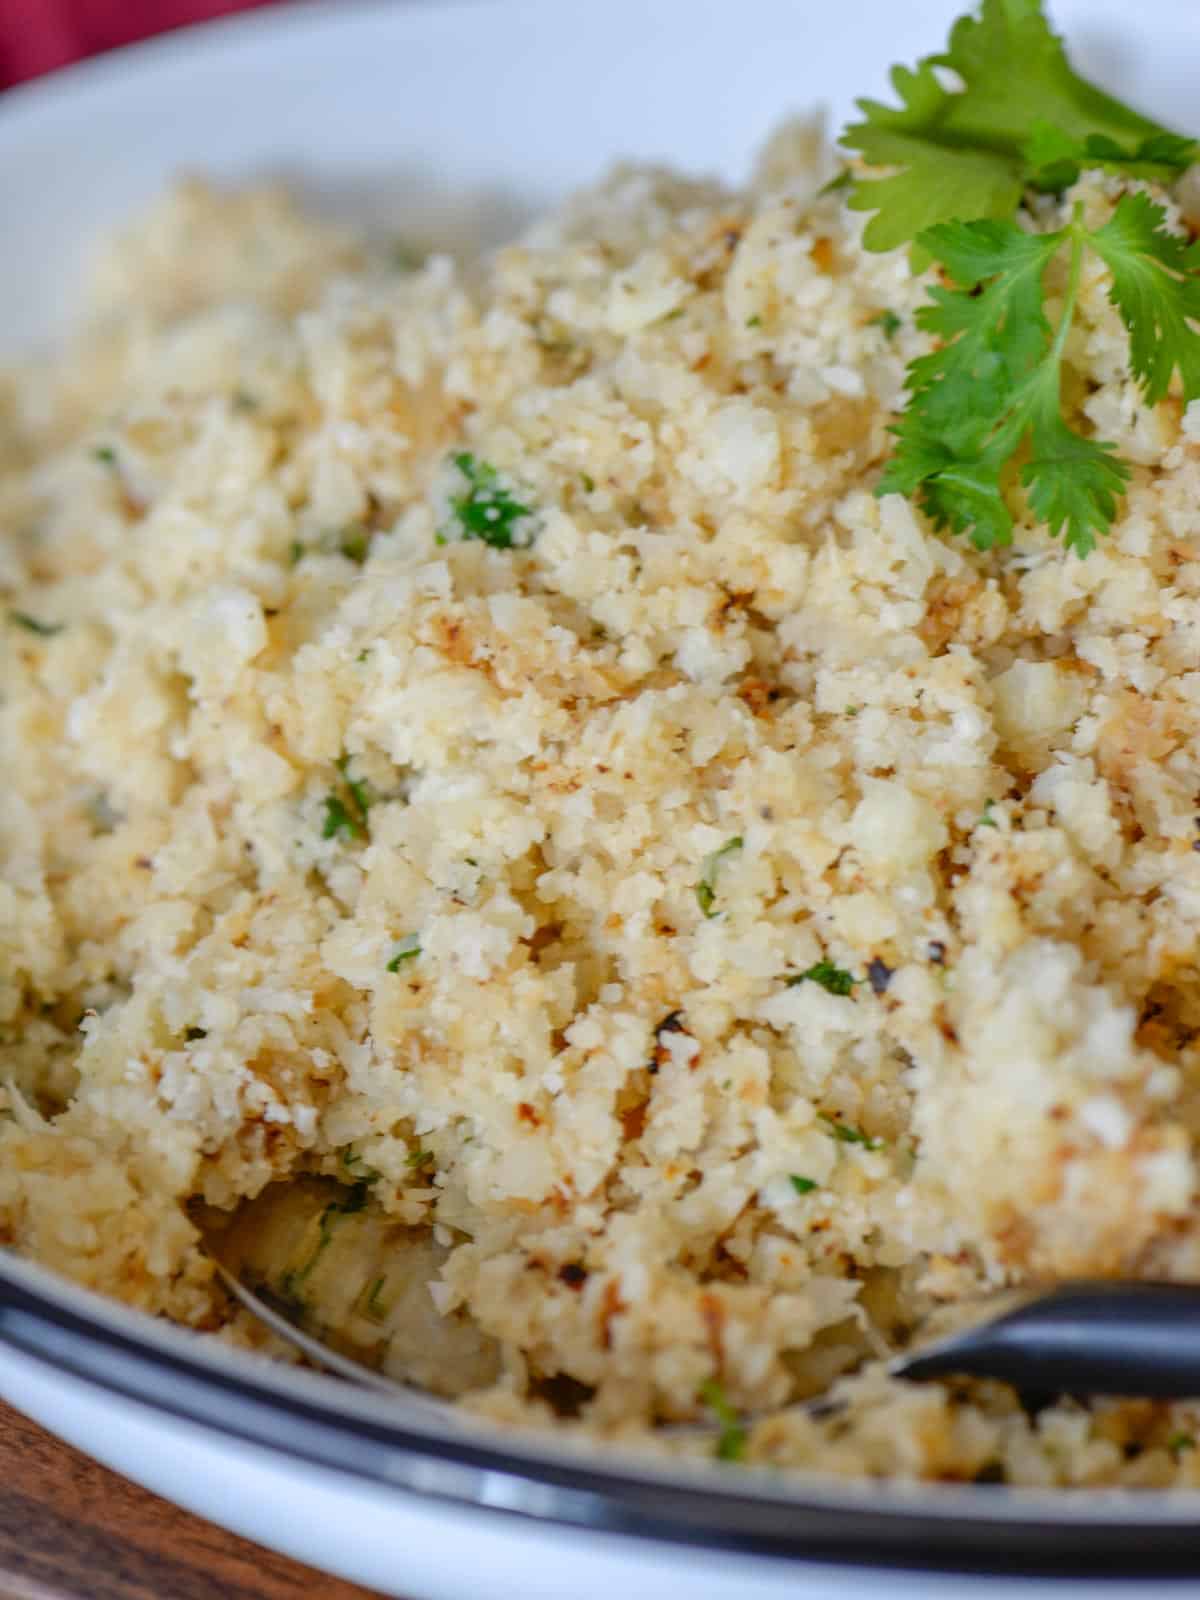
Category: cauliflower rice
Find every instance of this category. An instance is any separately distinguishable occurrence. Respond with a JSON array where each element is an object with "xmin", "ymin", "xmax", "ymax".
[{"xmin": 5, "ymin": 125, "xmax": 1200, "ymax": 1488}]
